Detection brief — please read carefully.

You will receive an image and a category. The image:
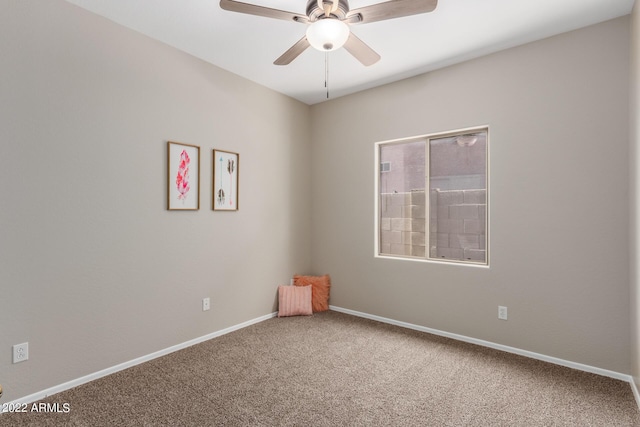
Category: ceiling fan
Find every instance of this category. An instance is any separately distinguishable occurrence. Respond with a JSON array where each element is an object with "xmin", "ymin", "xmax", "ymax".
[{"xmin": 220, "ymin": 0, "xmax": 438, "ymax": 66}]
